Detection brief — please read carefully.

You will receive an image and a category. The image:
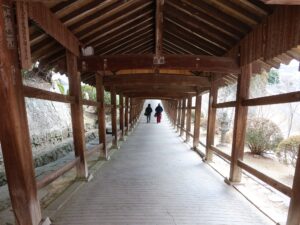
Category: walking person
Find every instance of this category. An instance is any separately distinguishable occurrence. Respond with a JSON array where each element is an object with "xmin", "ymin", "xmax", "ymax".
[
  {"xmin": 144, "ymin": 104, "xmax": 153, "ymax": 123},
  {"xmin": 155, "ymin": 103, "xmax": 163, "ymax": 123}
]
